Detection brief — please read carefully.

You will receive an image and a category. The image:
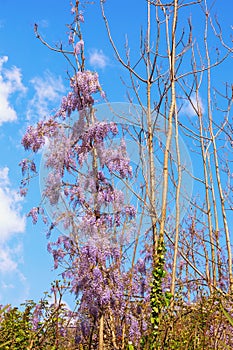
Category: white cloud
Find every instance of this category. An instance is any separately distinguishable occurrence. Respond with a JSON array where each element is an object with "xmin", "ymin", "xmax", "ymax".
[
  {"xmin": 1, "ymin": 281, "xmax": 15, "ymax": 289},
  {"xmin": 181, "ymin": 94, "xmax": 205, "ymax": 117},
  {"xmin": 89, "ymin": 49, "xmax": 109, "ymax": 69},
  {"xmin": 37, "ymin": 19, "xmax": 49, "ymax": 28},
  {"xmin": 0, "ymin": 167, "xmax": 10, "ymax": 186},
  {"xmin": 0, "ymin": 245, "xmax": 18, "ymax": 273},
  {"xmin": 0, "ymin": 167, "xmax": 25, "ymax": 243},
  {"xmin": 27, "ymin": 71, "xmax": 65, "ymax": 121},
  {"xmin": 0, "ymin": 167, "xmax": 28, "ymax": 304},
  {"xmin": 0, "ymin": 246, "xmax": 29, "ymax": 305},
  {"xmin": 0, "ymin": 56, "xmax": 27, "ymax": 125},
  {"xmin": 0, "ymin": 55, "xmax": 7, "ymax": 70},
  {"xmin": 0, "ymin": 241, "xmax": 24, "ymax": 275}
]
